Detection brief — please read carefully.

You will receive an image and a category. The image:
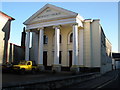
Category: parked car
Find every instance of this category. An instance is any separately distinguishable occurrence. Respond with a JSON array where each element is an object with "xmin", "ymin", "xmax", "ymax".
[
  {"xmin": 12, "ymin": 60, "xmax": 38, "ymax": 75},
  {"xmin": 2, "ymin": 62, "xmax": 13, "ymax": 73}
]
